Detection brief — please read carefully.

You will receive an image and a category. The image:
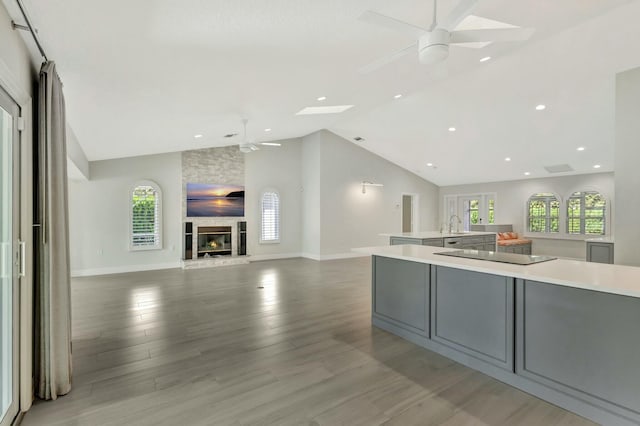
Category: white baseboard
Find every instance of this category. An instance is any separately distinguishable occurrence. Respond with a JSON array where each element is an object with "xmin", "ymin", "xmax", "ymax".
[
  {"xmin": 71, "ymin": 262, "xmax": 182, "ymax": 277},
  {"xmin": 247, "ymin": 252, "xmax": 303, "ymax": 262},
  {"xmin": 301, "ymin": 252, "xmax": 369, "ymax": 261}
]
